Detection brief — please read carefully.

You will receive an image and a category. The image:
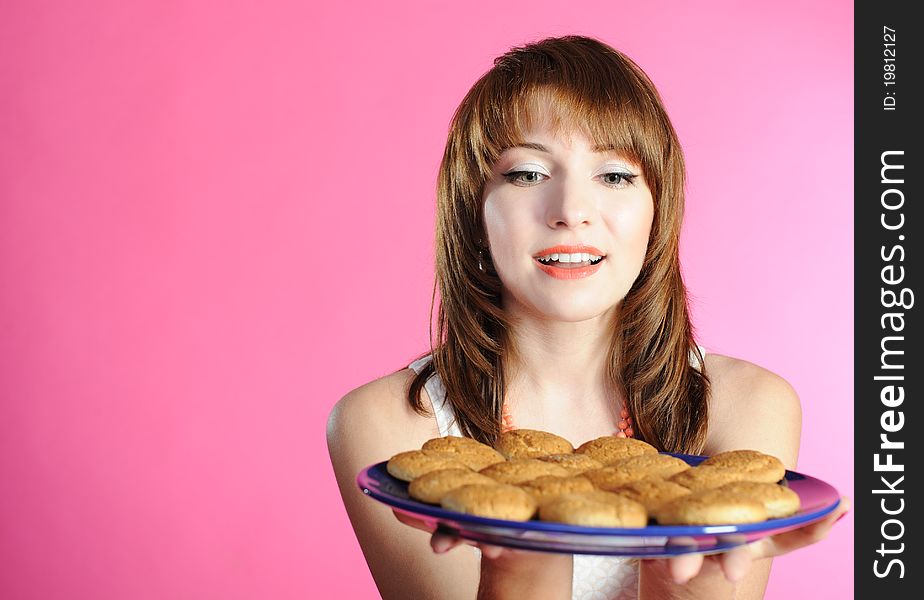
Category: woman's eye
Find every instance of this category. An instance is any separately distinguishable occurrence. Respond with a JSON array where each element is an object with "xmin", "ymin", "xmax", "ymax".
[
  {"xmin": 503, "ymin": 170, "xmax": 548, "ymax": 186},
  {"xmin": 600, "ymin": 172, "xmax": 638, "ymax": 187}
]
